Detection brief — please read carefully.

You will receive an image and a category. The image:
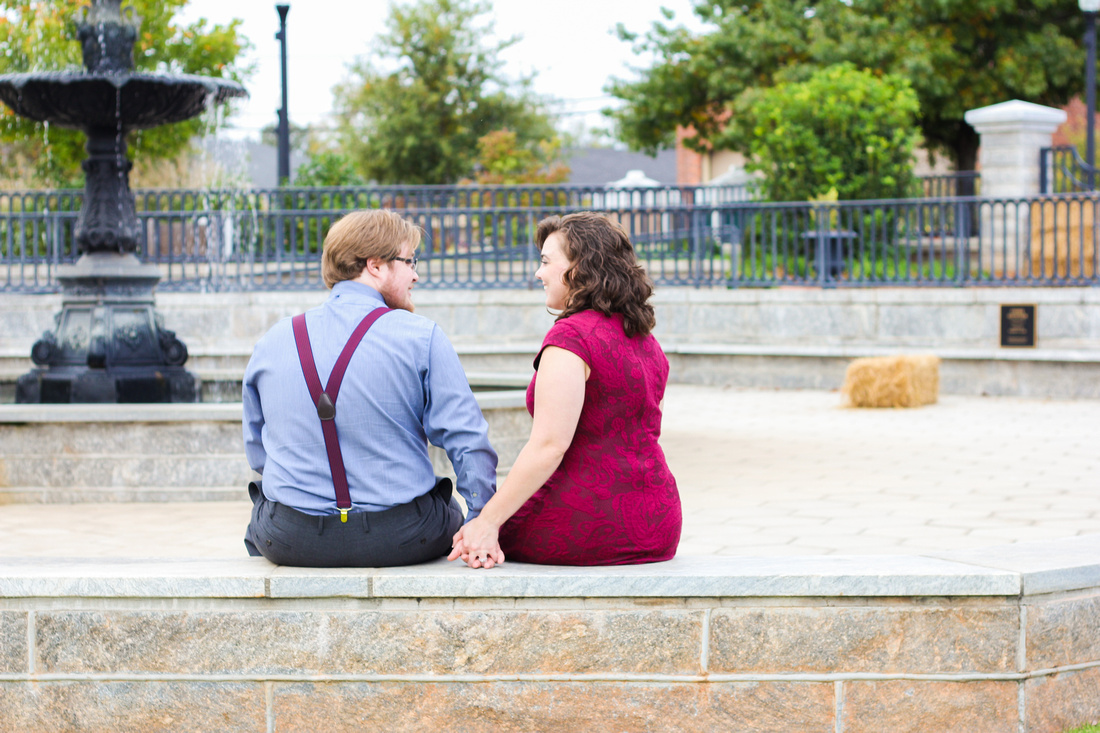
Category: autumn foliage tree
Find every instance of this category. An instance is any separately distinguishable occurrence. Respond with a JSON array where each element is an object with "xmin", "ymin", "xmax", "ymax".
[{"xmin": 470, "ymin": 129, "xmax": 570, "ymax": 185}]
